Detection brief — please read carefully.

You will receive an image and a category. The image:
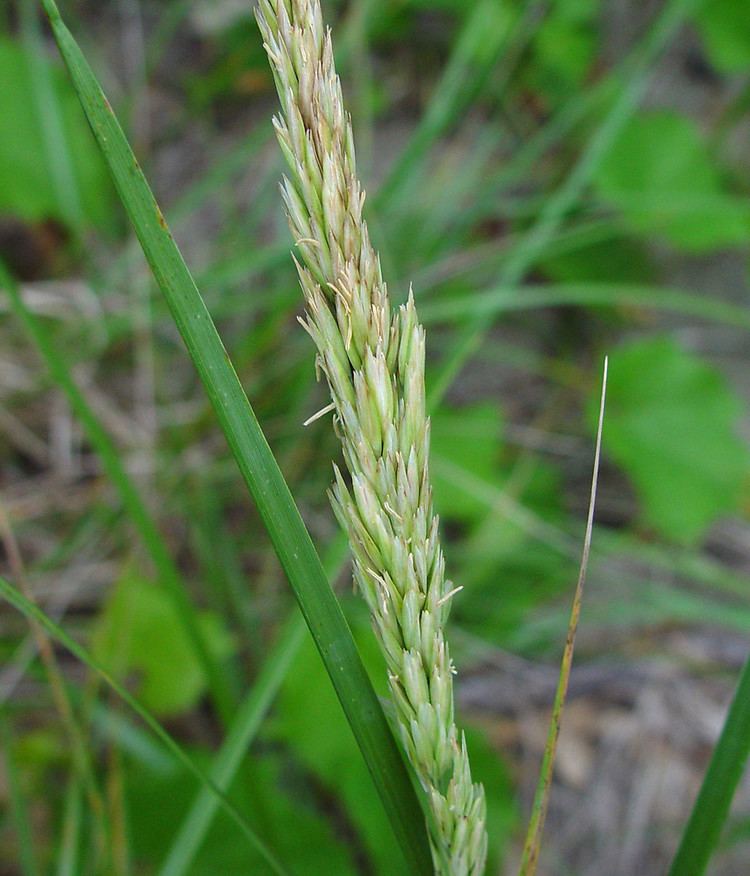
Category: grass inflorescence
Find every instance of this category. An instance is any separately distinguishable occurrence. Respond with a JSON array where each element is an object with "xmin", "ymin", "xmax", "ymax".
[{"xmin": 256, "ymin": 1, "xmax": 487, "ymax": 871}]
